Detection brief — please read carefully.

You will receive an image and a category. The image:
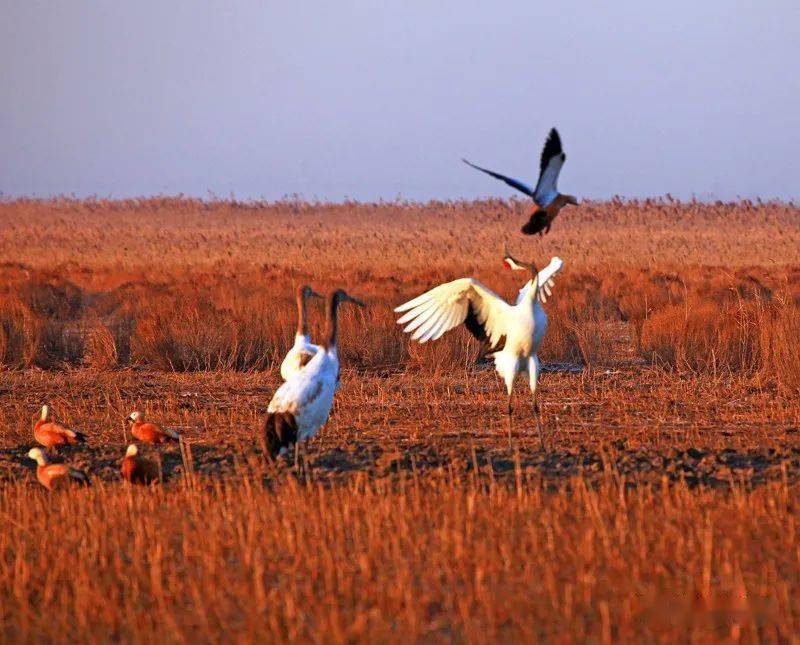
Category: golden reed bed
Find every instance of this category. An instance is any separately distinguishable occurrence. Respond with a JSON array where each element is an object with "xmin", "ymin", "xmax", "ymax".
[{"xmin": 1, "ymin": 197, "xmax": 799, "ymax": 641}]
